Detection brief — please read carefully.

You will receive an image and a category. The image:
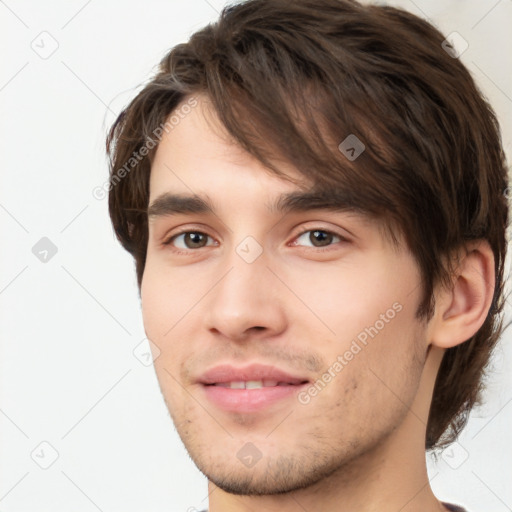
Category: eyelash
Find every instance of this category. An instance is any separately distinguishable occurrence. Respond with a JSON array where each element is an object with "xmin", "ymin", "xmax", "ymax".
[{"xmin": 162, "ymin": 227, "xmax": 347, "ymax": 254}]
